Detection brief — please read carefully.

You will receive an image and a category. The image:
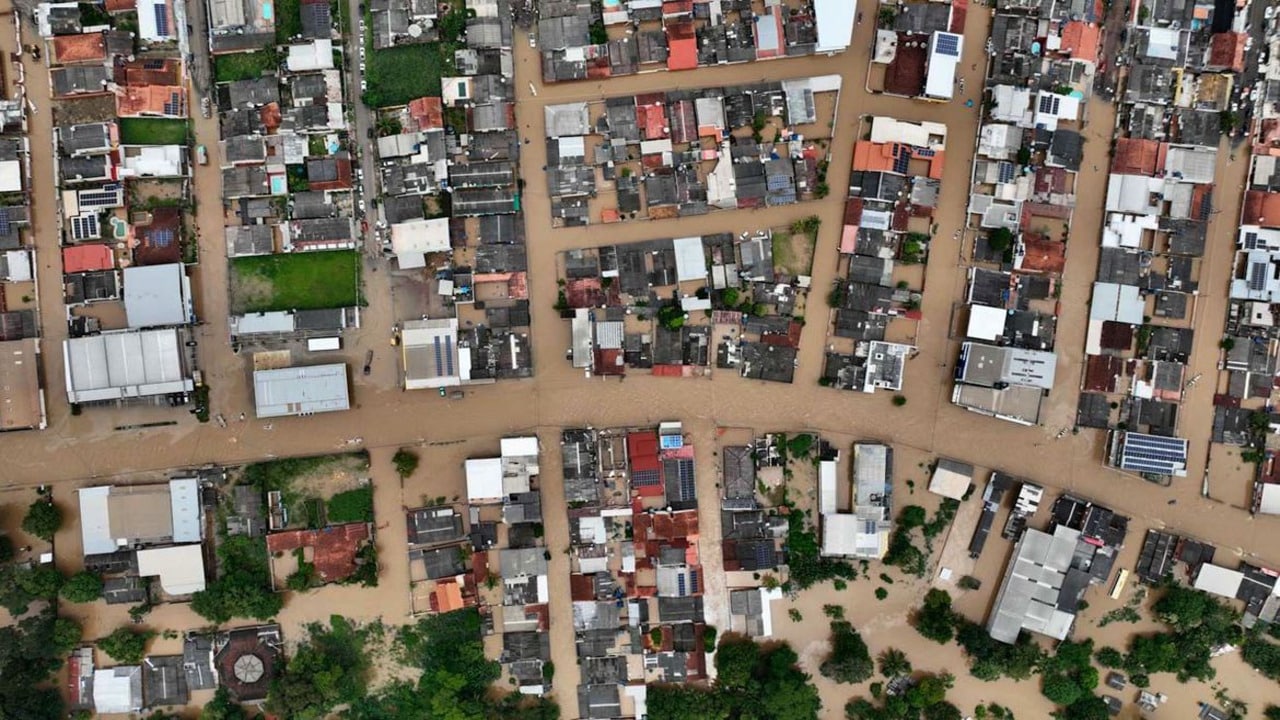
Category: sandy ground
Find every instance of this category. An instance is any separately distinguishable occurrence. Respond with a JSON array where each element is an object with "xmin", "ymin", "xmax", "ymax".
[{"xmin": 0, "ymin": 0, "xmax": 1275, "ymax": 716}]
